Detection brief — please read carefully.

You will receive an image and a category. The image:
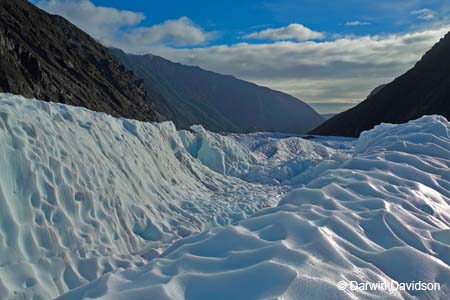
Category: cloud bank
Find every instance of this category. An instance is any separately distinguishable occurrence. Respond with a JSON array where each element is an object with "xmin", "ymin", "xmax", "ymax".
[{"xmin": 156, "ymin": 28, "xmax": 449, "ymax": 107}]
